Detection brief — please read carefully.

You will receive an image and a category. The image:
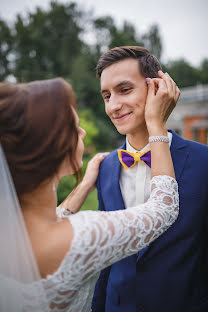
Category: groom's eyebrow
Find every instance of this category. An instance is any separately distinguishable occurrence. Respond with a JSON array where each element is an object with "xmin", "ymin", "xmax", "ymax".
[
  {"xmin": 101, "ymin": 80, "xmax": 133, "ymax": 94},
  {"xmin": 115, "ymin": 80, "xmax": 132, "ymax": 88}
]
